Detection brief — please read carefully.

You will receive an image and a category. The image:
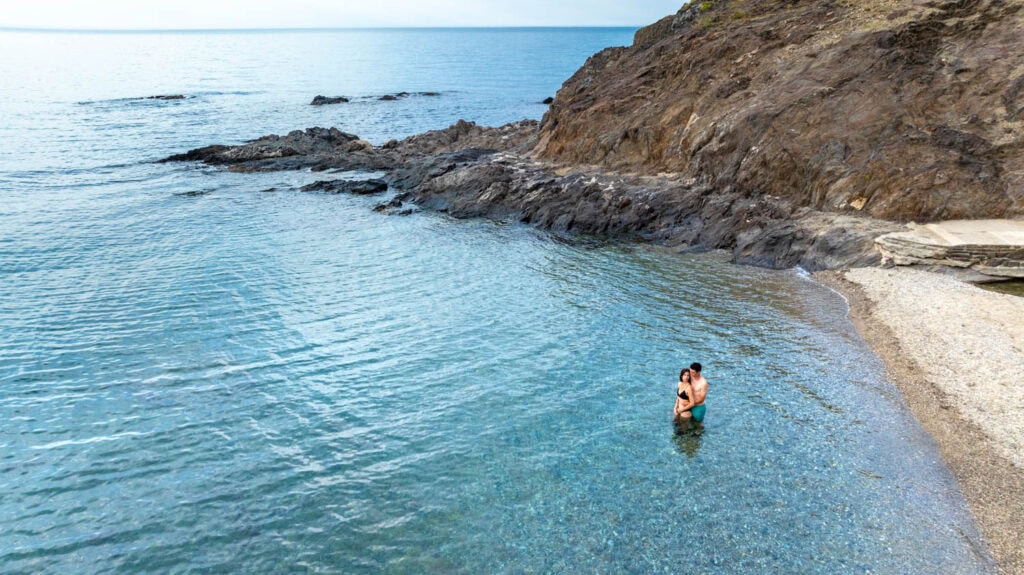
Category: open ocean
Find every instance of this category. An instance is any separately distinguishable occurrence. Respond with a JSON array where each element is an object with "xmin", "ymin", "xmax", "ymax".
[{"xmin": 0, "ymin": 28, "xmax": 995, "ymax": 573}]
